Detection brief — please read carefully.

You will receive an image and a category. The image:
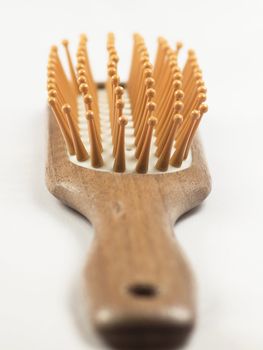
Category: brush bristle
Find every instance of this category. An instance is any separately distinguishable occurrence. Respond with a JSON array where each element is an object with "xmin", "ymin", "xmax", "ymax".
[{"xmin": 47, "ymin": 33, "xmax": 208, "ymax": 174}]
